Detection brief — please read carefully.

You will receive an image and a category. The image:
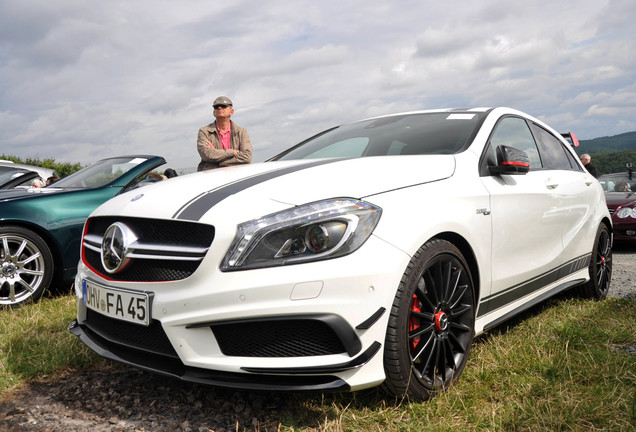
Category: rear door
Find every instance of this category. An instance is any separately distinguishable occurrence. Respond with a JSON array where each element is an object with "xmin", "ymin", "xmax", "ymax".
[{"xmin": 529, "ymin": 122, "xmax": 598, "ymax": 265}]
